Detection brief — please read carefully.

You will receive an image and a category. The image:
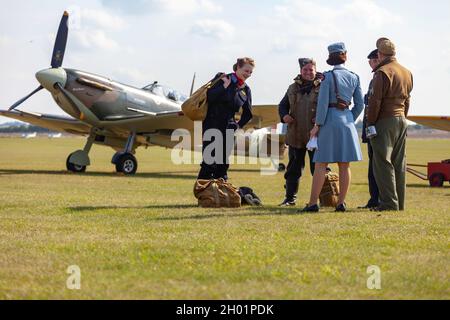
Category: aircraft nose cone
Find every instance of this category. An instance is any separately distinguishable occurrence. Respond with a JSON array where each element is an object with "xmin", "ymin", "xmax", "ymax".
[{"xmin": 35, "ymin": 68, "xmax": 67, "ymax": 93}]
